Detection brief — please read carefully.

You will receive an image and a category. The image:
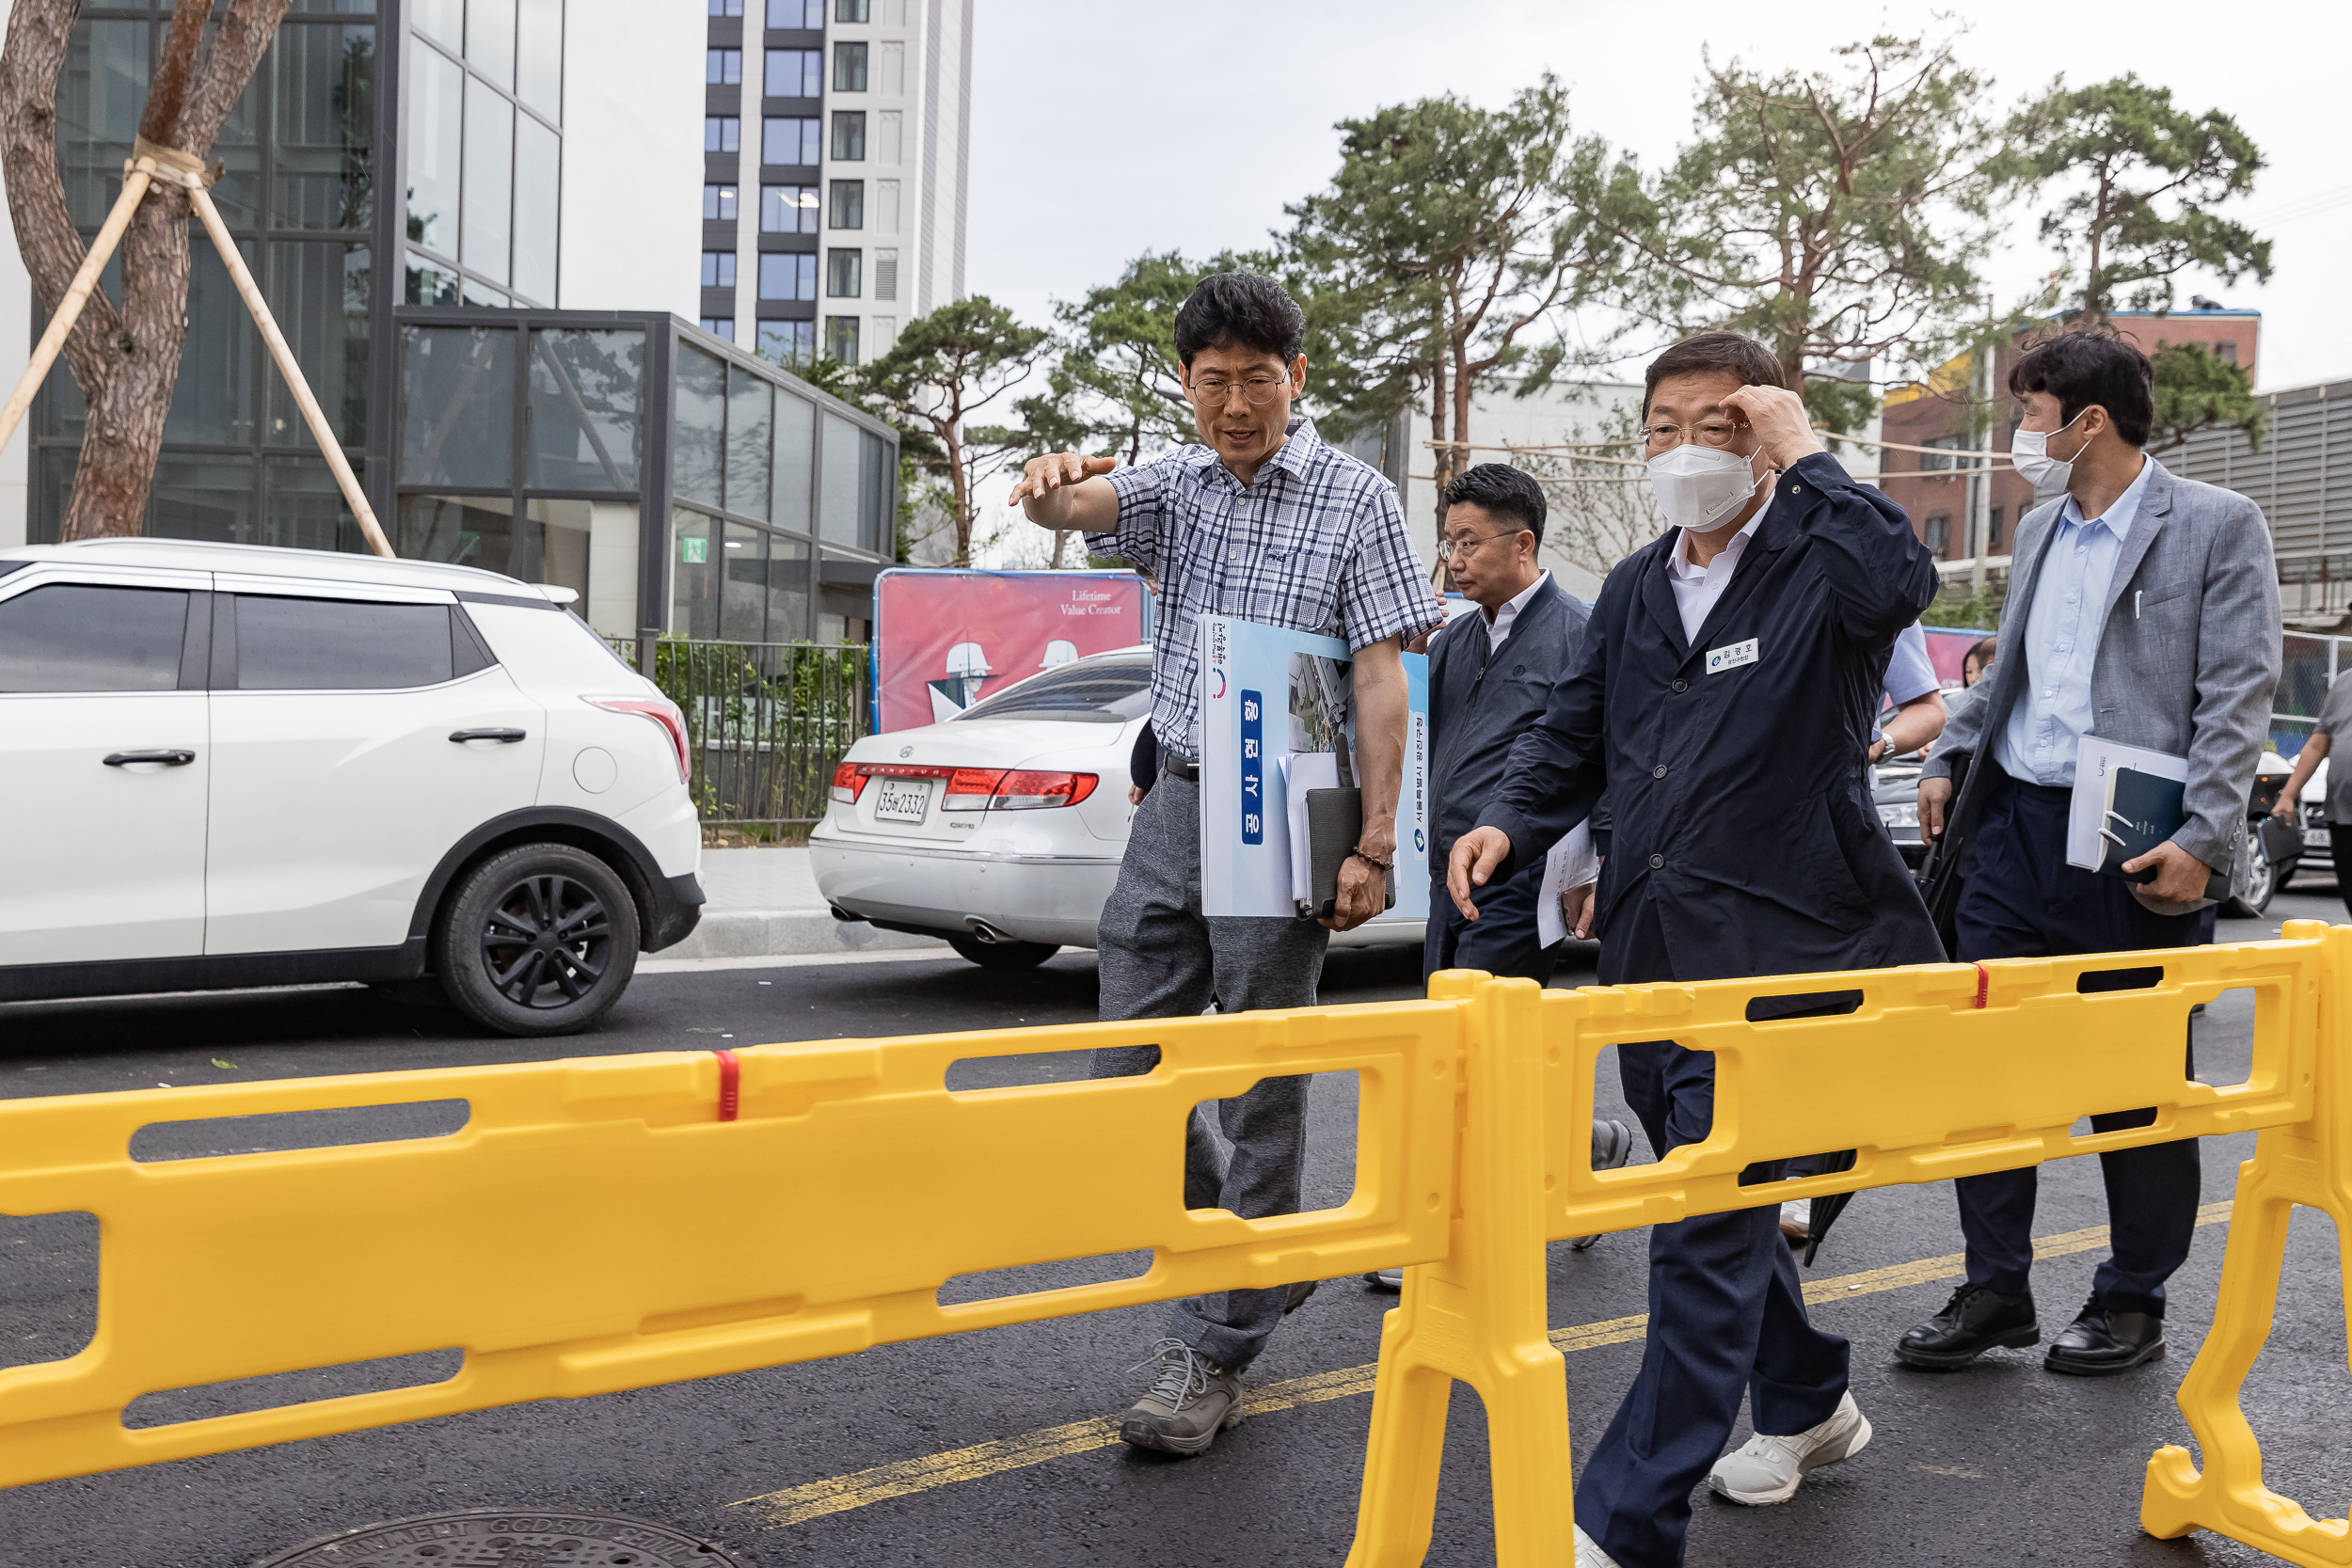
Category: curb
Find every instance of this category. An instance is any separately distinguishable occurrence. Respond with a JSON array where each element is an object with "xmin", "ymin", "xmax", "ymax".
[{"xmin": 654, "ymin": 908, "xmax": 946, "ymax": 962}]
